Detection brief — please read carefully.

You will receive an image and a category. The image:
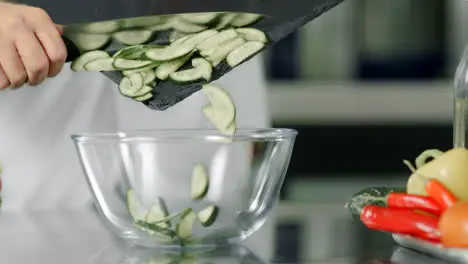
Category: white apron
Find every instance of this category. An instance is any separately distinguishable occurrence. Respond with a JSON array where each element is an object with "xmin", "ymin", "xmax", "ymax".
[{"xmin": 0, "ymin": 56, "xmax": 274, "ymax": 261}]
